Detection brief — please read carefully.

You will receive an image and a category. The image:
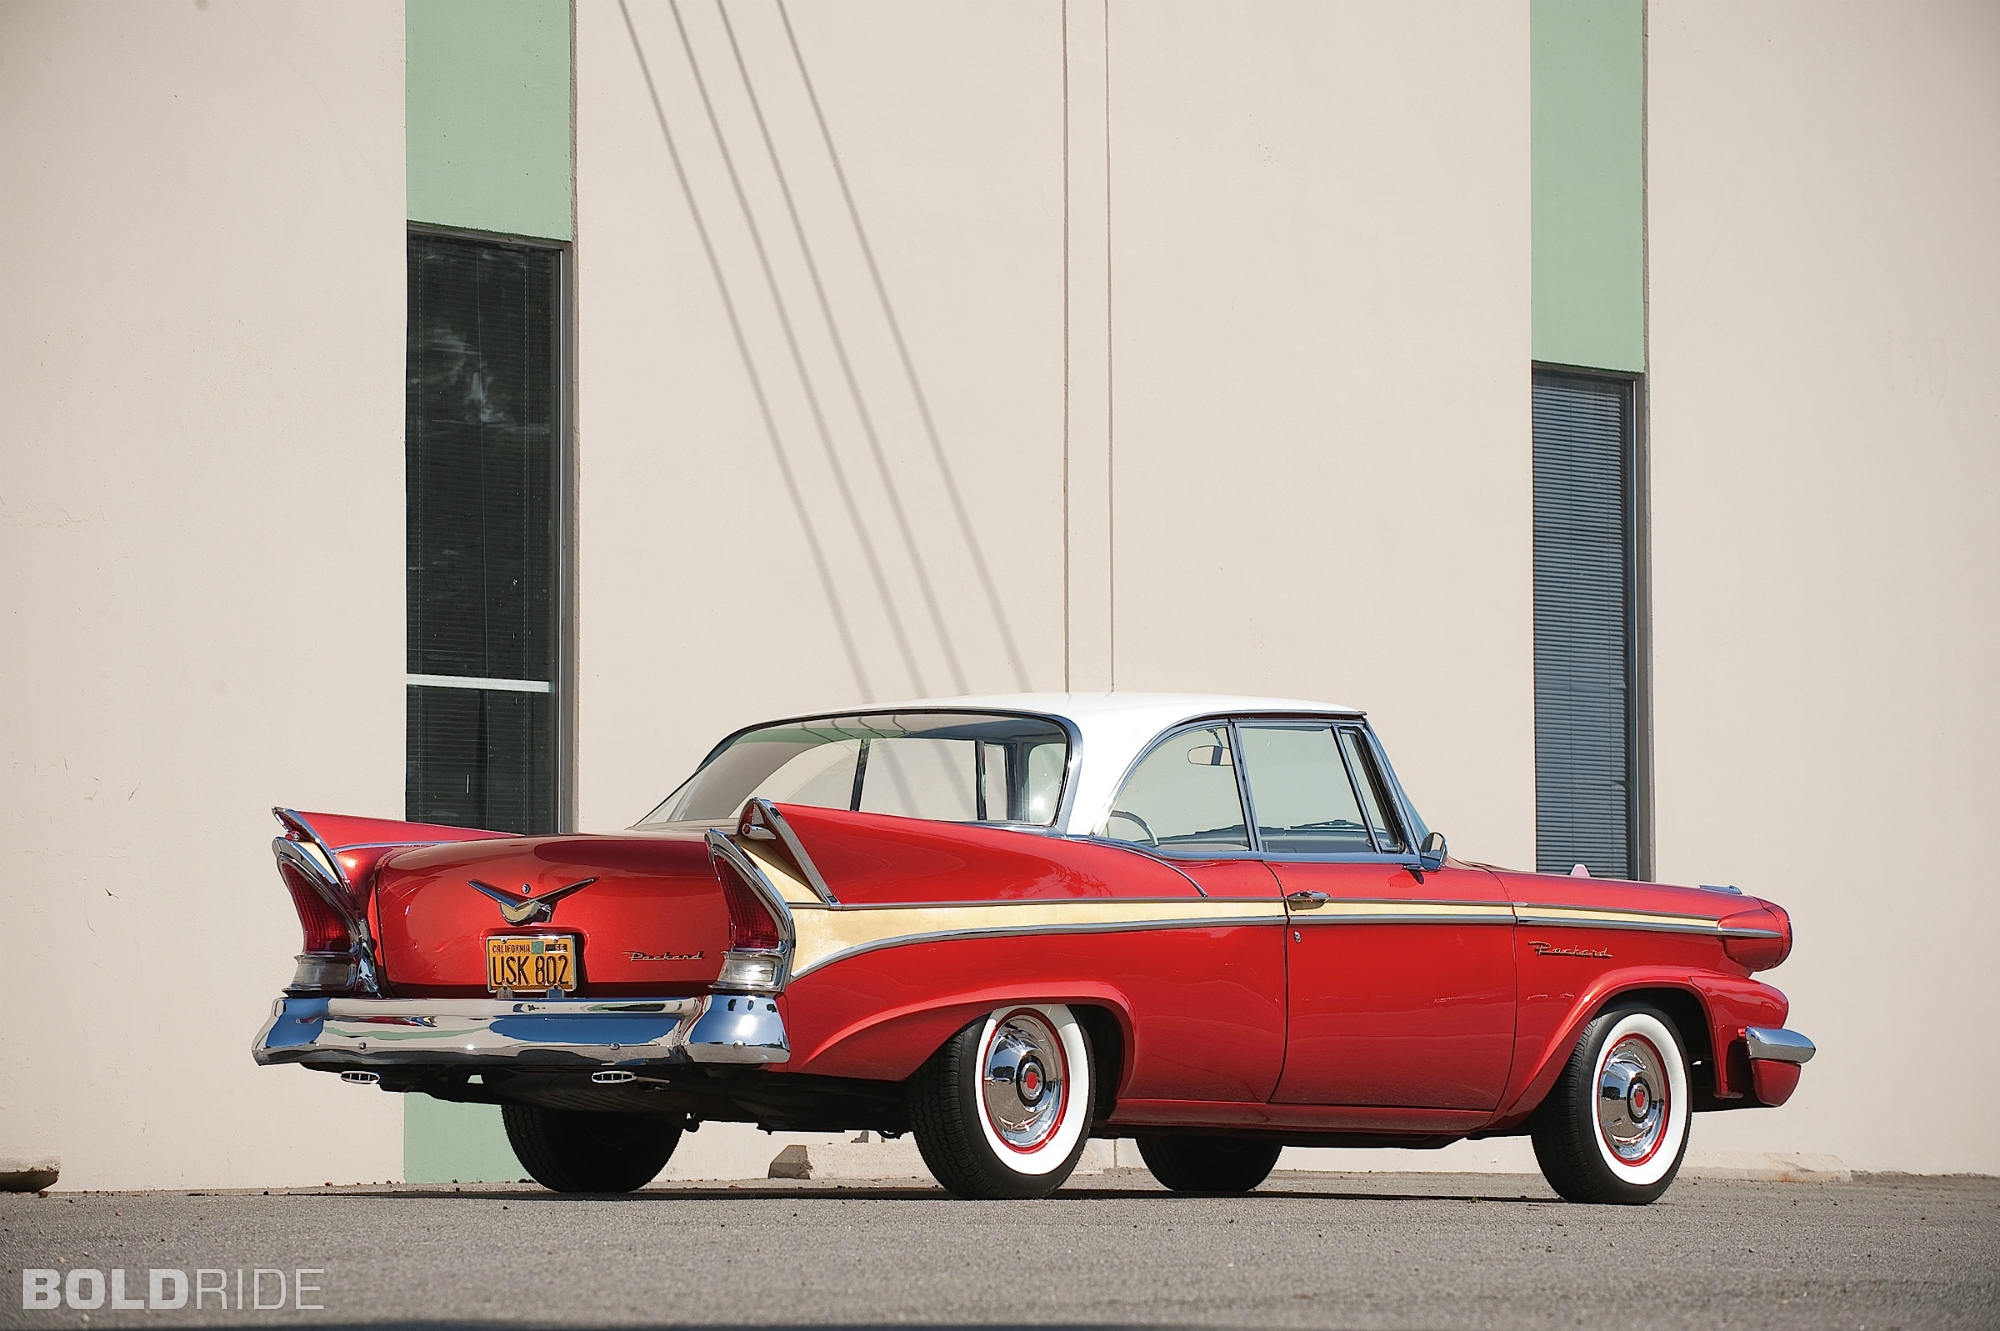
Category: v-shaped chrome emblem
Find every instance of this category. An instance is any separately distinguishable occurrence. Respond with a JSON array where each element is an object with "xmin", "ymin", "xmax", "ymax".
[{"xmin": 467, "ymin": 877, "xmax": 598, "ymax": 926}]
